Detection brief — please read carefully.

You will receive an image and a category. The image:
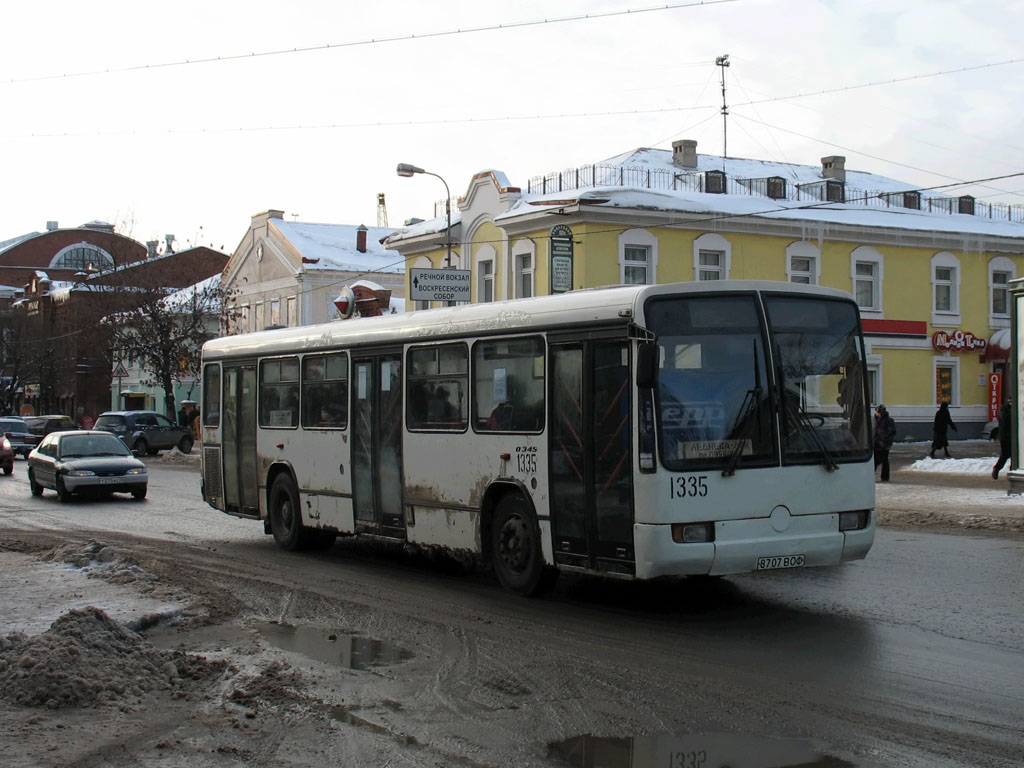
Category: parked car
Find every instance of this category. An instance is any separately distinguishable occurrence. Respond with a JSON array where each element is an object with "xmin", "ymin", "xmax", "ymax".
[
  {"xmin": 0, "ymin": 433, "xmax": 13, "ymax": 475},
  {"xmin": 27, "ymin": 430, "xmax": 147, "ymax": 501},
  {"xmin": 24, "ymin": 414, "xmax": 78, "ymax": 439},
  {"xmin": 0, "ymin": 416, "xmax": 38, "ymax": 458},
  {"xmin": 94, "ymin": 410, "xmax": 193, "ymax": 456}
]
